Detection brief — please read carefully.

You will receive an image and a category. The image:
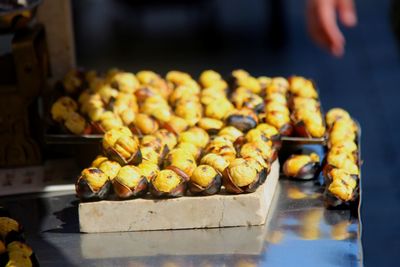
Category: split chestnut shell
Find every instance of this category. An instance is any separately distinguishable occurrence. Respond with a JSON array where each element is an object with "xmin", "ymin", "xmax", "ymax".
[
  {"xmin": 75, "ymin": 167, "xmax": 112, "ymax": 201},
  {"xmin": 112, "ymin": 166, "xmax": 148, "ymax": 199},
  {"xmin": 324, "ymin": 168, "xmax": 358, "ymax": 207},
  {"xmin": 150, "ymin": 168, "xmax": 187, "ymax": 198},
  {"xmin": 189, "ymin": 165, "xmax": 222, "ymax": 196},
  {"xmin": 102, "ymin": 127, "xmax": 142, "ymax": 165},
  {"xmin": 283, "ymin": 153, "xmax": 320, "ymax": 180},
  {"xmin": 222, "ymin": 158, "xmax": 266, "ymax": 194}
]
